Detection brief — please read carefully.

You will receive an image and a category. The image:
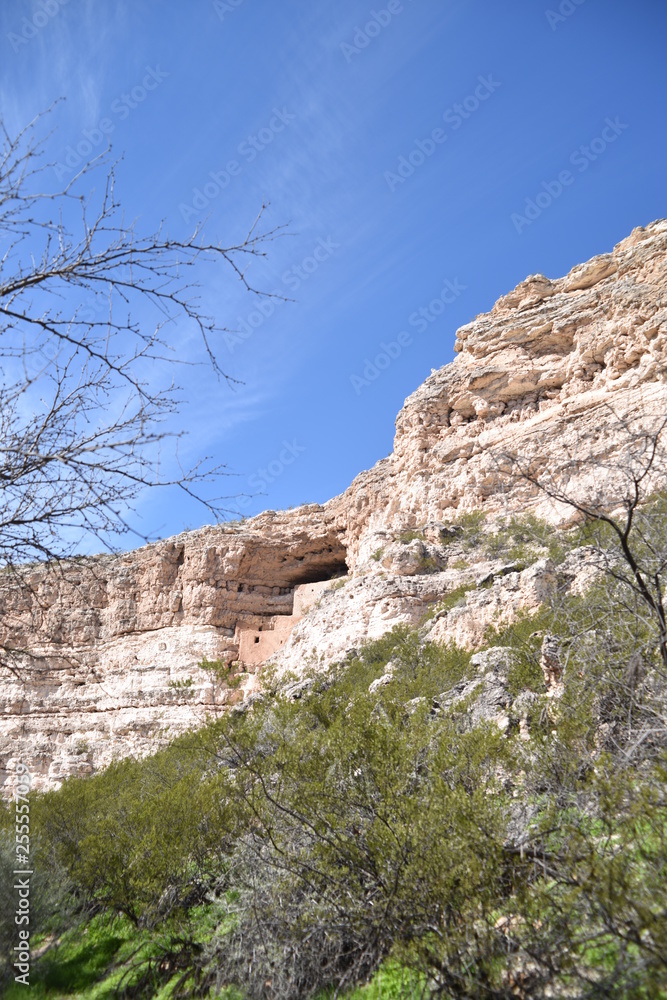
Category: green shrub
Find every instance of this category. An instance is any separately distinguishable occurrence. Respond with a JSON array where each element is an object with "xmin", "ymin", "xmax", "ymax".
[
  {"xmin": 201, "ymin": 657, "xmax": 243, "ymax": 688},
  {"xmin": 421, "ymin": 582, "xmax": 474, "ymax": 622},
  {"xmin": 485, "ymin": 606, "xmax": 553, "ymax": 694},
  {"xmin": 16, "ymin": 554, "xmax": 667, "ymax": 999},
  {"xmin": 397, "ymin": 529, "xmax": 426, "ymax": 544},
  {"xmin": 483, "ymin": 512, "xmax": 567, "ymax": 564},
  {"xmin": 454, "ymin": 509, "xmax": 486, "ymax": 550}
]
